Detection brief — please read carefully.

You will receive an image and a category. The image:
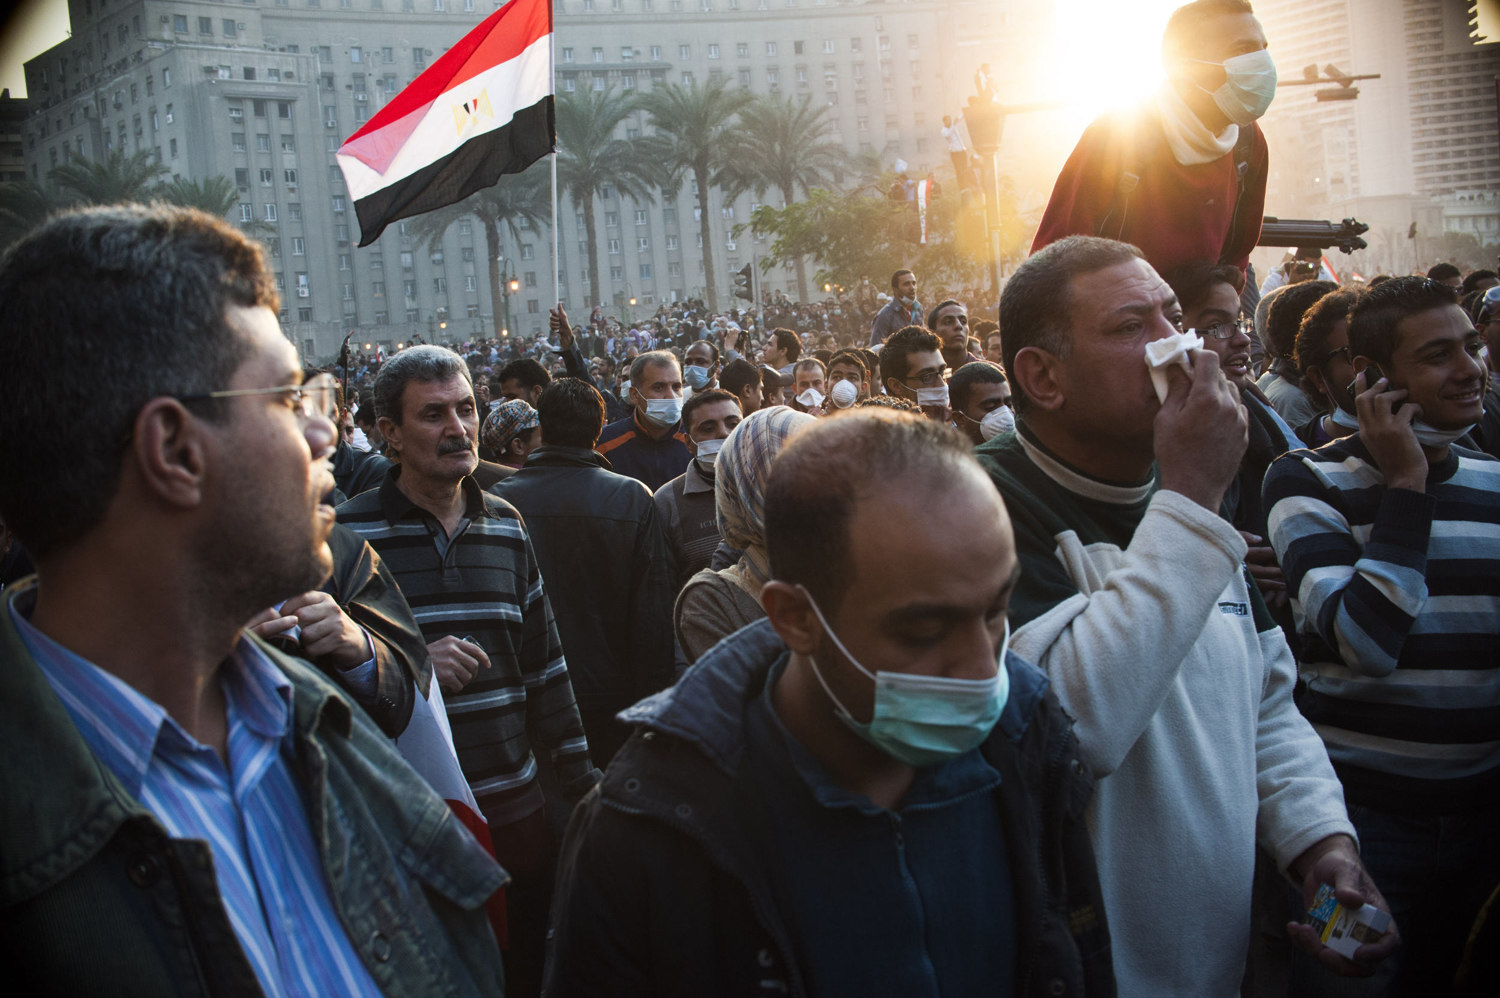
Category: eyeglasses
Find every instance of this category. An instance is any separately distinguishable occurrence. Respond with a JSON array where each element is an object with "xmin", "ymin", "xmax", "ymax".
[
  {"xmin": 1323, "ymin": 345, "xmax": 1352, "ymax": 364},
  {"xmin": 904, "ymin": 367, "xmax": 950, "ymax": 388},
  {"xmin": 178, "ymin": 380, "xmax": 339, "ymax": 422},
  {"xmin": 1188, "ymin": 318, "xmax": 1252, "ymax": 341}
]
